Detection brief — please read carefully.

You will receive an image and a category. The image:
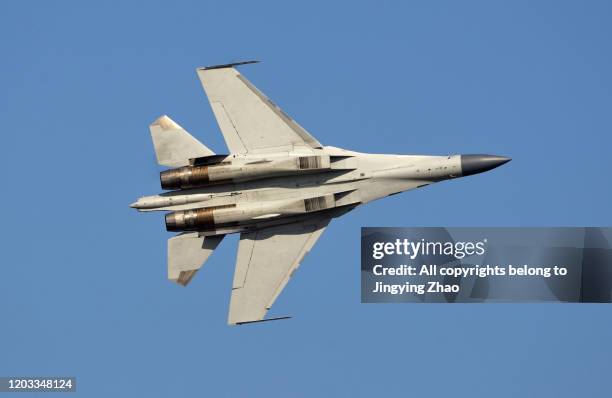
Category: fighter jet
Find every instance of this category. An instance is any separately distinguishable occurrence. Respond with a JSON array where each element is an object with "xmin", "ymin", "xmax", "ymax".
[{"xmin": 131, "ymin": 61, "xmax": 510, "ymax": 325}]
